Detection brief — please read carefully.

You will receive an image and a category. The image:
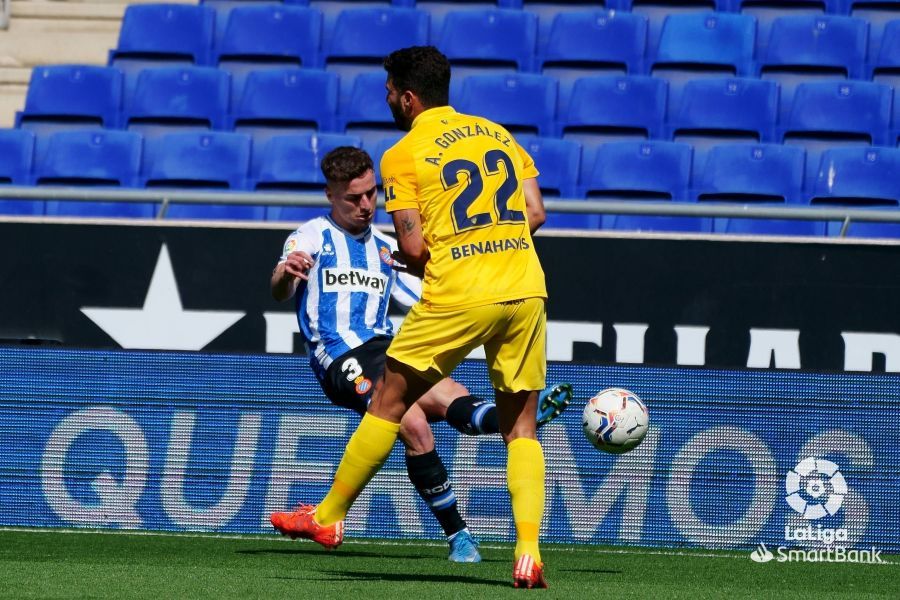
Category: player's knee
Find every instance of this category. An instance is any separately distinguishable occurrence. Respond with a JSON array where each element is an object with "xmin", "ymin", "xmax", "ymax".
[{"xmin": 399, "ymin": 412, "xmax": 434, "ymax": 454}]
